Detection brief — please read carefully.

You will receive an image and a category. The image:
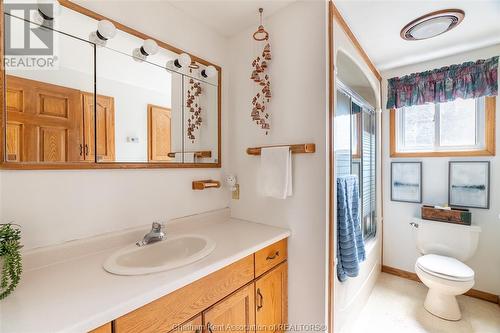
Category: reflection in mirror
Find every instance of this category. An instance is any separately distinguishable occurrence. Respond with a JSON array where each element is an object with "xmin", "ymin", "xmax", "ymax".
[
  {"xmin": 95, "ymin": 46, "xmax": 182, "ymax": 163},
  {"xmin": 183, "ymin": 77, "xmax": 219, "ymax": 164},
  {"xmin": 4, "ymin": 14, "xmax": 94, "ymax": 163}
]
